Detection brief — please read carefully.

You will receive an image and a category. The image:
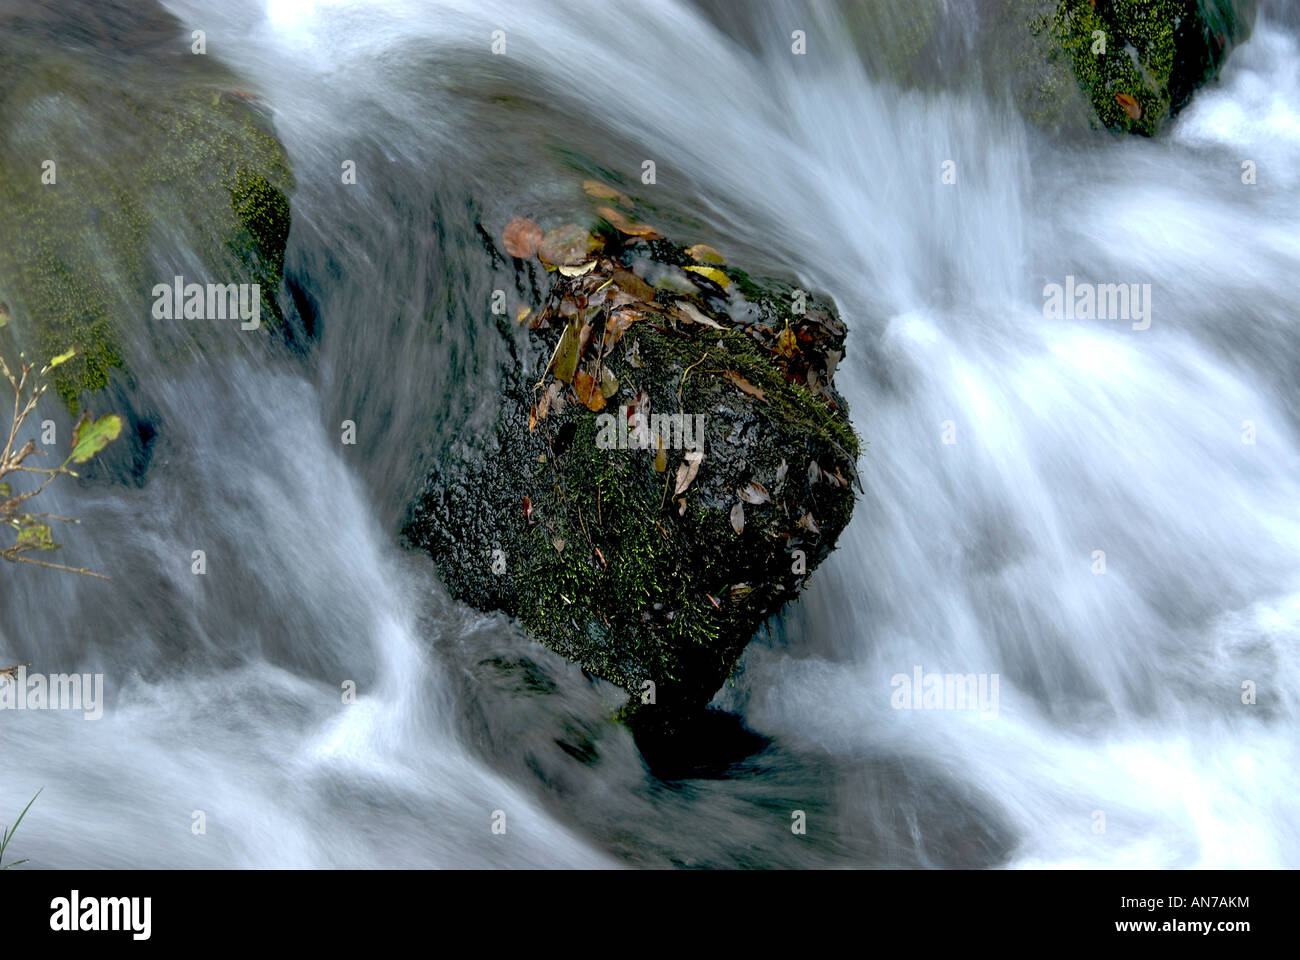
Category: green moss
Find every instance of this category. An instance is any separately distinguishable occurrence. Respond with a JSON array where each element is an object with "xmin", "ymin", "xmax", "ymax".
[
  {"xmin": 0, "ymin": 42, "xmax": 293, "ymax": 408},
  {"xmin": 501, "ymin": 309, "xmax": 856, "ymax": 701},
  {"xmin": 1012, "ymin": 0, "xmax": 1252, "ymax": 136}
]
